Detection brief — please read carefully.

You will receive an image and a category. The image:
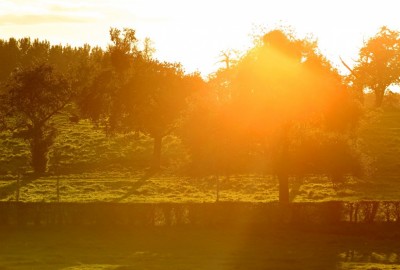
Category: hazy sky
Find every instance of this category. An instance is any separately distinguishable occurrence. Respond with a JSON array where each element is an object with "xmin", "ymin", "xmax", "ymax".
[{"xmin": 0, "ymin": 0, "xmax": 399, "ymax": 76}]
